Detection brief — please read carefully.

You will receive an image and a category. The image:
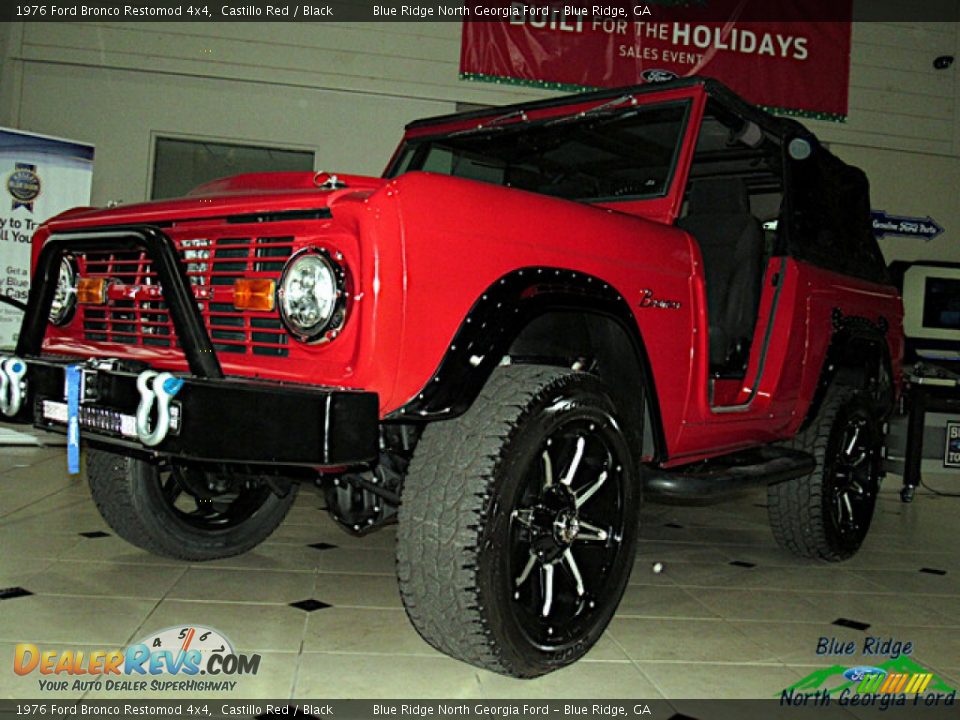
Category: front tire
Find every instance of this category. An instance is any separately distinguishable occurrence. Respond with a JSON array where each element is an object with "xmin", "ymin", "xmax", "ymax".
[
  {"xmin": 397, "ymin": 365, "xmax": 640, "ymax": 677},
  {"xmin": 767, "ymin": 387, "xmax": 883, "ymax": 561},
  {"xmin": 87, "ymin": 448, "xmax": 297, "ymax": 561}
]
